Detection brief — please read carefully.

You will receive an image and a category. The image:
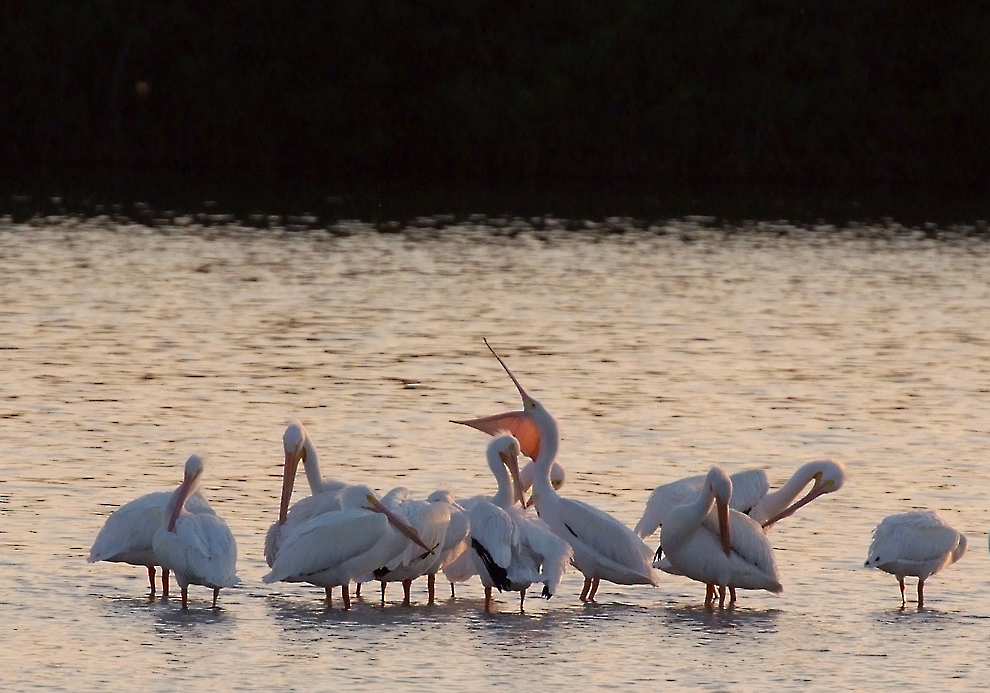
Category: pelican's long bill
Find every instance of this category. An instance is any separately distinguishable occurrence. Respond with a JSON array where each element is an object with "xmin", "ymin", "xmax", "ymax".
[
  {"xmin": 450, "ymin": 340, "xmax": 543, "ymax": 460},
  {"xmin": 277, "ymin": 447, "xmax": 303, "ymax": 526},
  {"xmin": 717, "ymin": 498, "xmax": 731, "ymax": 556},
  {"xmin": 499, "ymin": 446, "xmax": 526, "ymax": 508},
  {"xmin": 761, "ymin": 475, "xmax": 836, "ymax": 529},
  {"xmin": 167, "ymin": 463, "xmax": 203, "ymax": 532},
  {"xmin": 364, "ymin": 494, "xmax": 435, "ymax": 555}
]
